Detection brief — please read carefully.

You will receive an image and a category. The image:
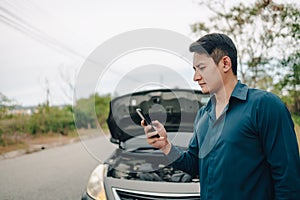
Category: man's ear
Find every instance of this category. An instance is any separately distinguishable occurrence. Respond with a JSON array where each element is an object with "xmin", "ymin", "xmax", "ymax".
[{"xmin": 222, "ymin": 56, "xmax": 232, "ymax": 73}]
